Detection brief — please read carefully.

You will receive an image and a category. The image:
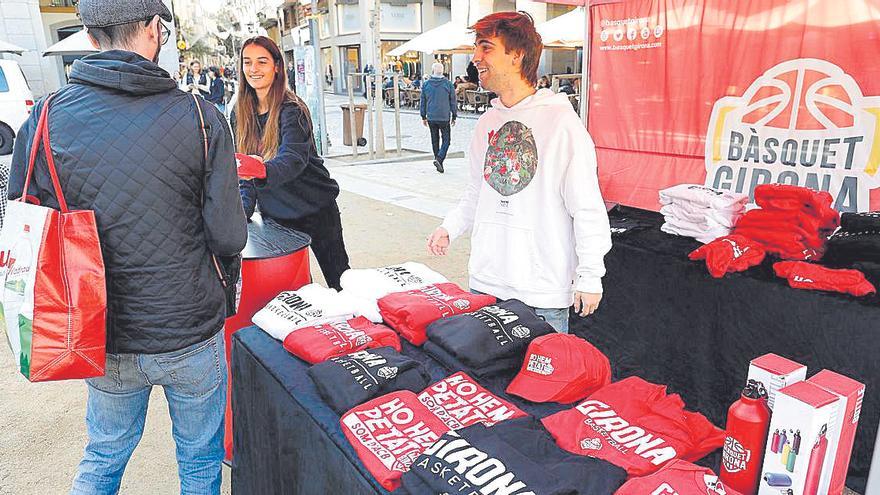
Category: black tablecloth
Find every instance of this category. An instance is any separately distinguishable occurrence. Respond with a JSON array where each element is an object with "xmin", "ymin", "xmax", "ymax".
[
  {"xmin": 231, "ymin": 326, "xmax": 580, "ymax": 495},
  {"xmin": 570, "ymin": 206, "xmax": 879, "ymax": 492}
]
